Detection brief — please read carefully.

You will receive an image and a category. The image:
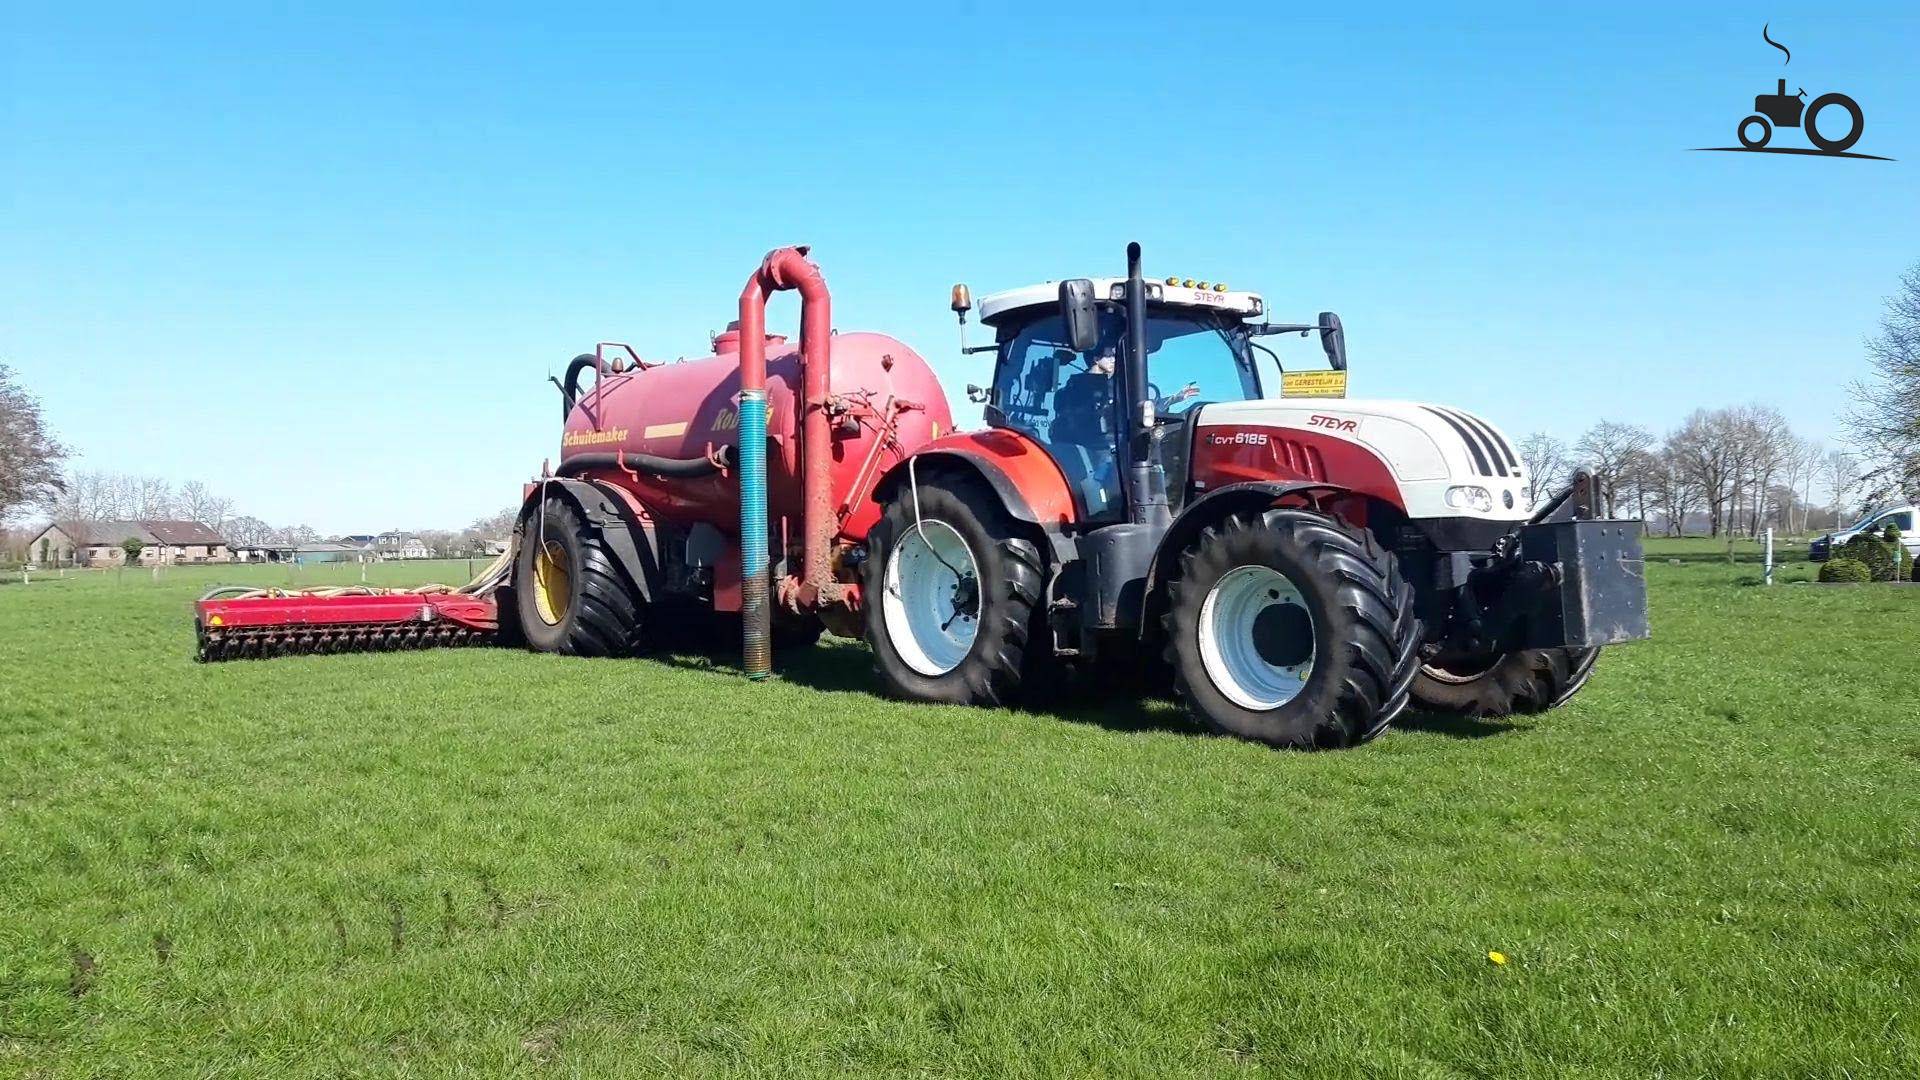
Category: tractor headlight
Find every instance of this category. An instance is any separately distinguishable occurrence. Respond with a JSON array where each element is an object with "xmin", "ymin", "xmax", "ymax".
[{"xmin": 1445, "ymin": 485, "xmax": 1494, "ymax": 513}]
